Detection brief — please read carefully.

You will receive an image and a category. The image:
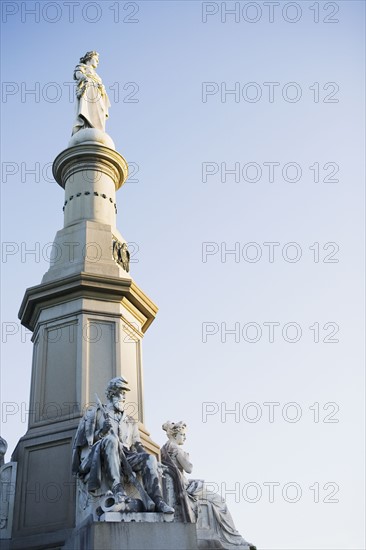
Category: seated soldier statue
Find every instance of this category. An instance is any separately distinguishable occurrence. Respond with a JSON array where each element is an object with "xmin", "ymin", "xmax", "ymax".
[{"xmin": 72, "ymin": 376, "xmax": 174, "ymax": 514}]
